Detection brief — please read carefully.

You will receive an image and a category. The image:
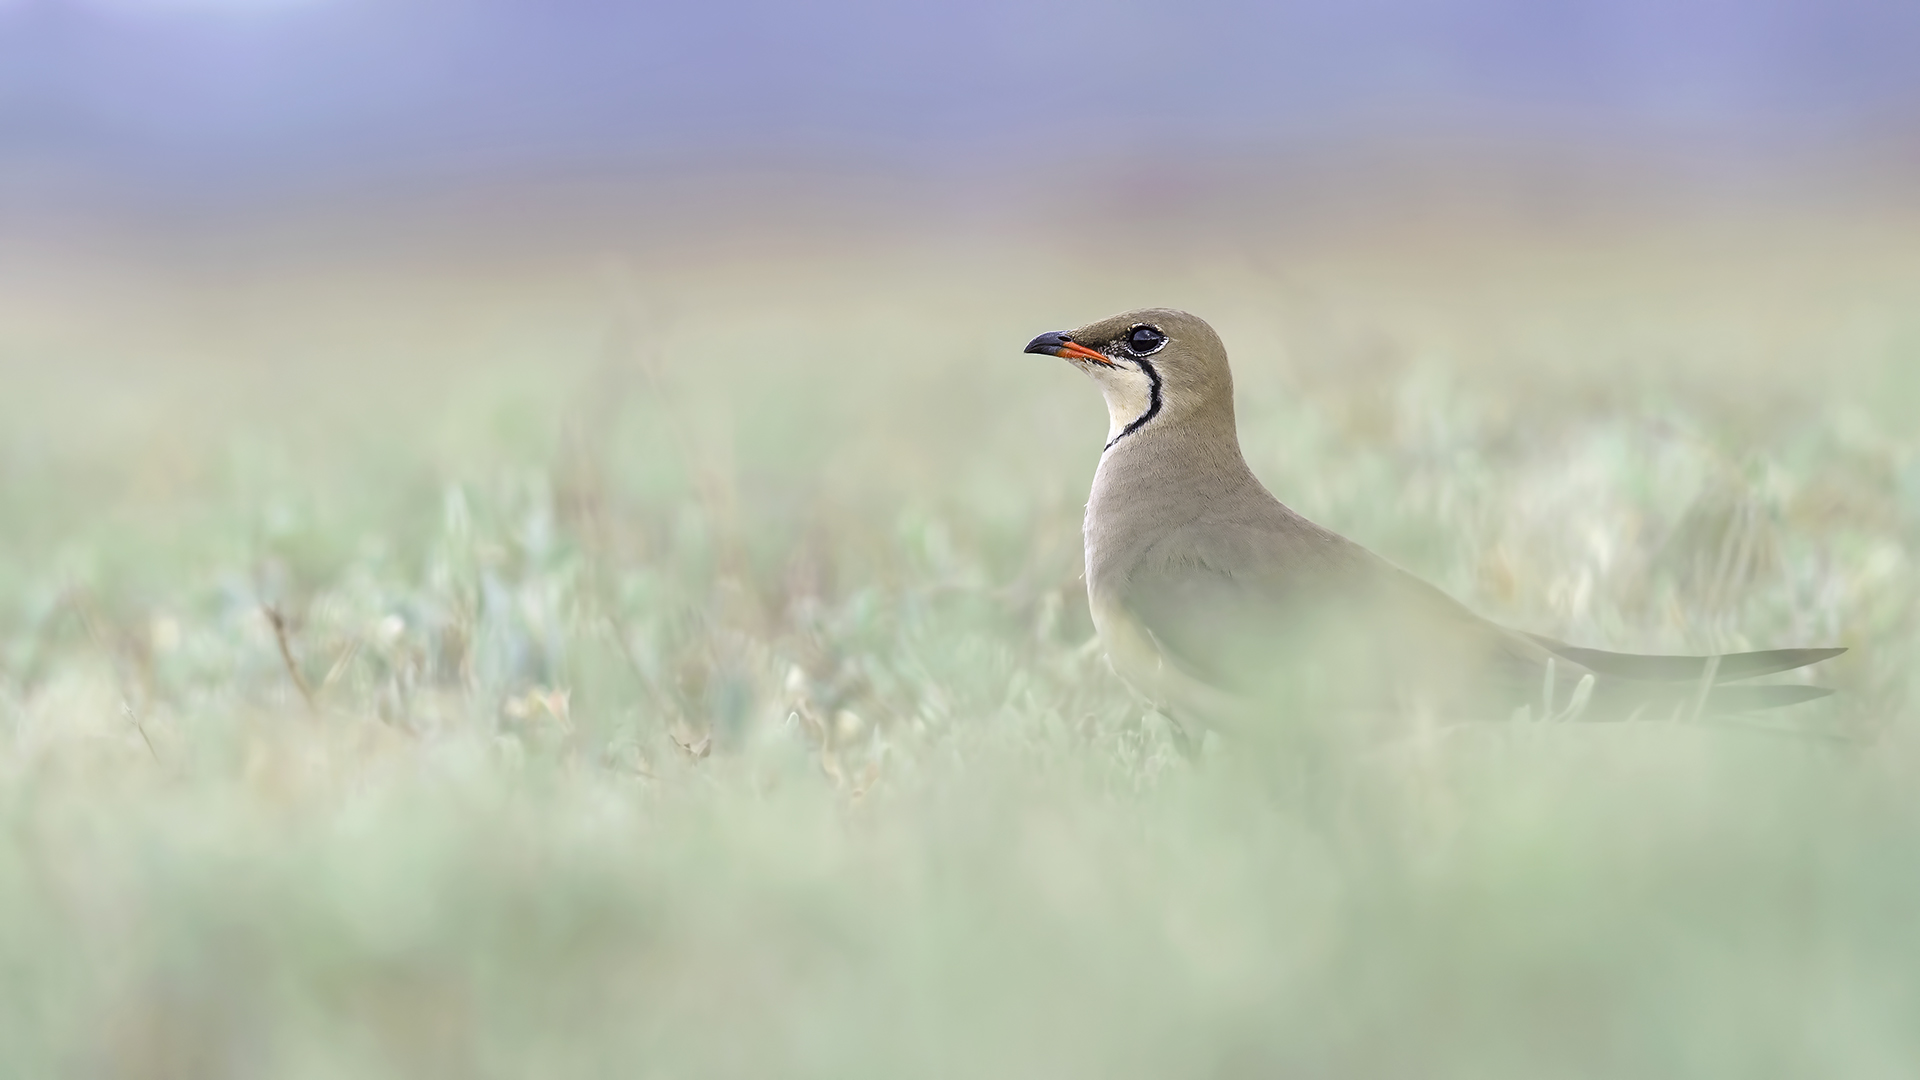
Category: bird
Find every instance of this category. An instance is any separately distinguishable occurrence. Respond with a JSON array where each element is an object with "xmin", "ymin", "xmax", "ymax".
[{"xmin": 1024, "ymin": 307, "xmax": 1844, "ymax": 742}]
